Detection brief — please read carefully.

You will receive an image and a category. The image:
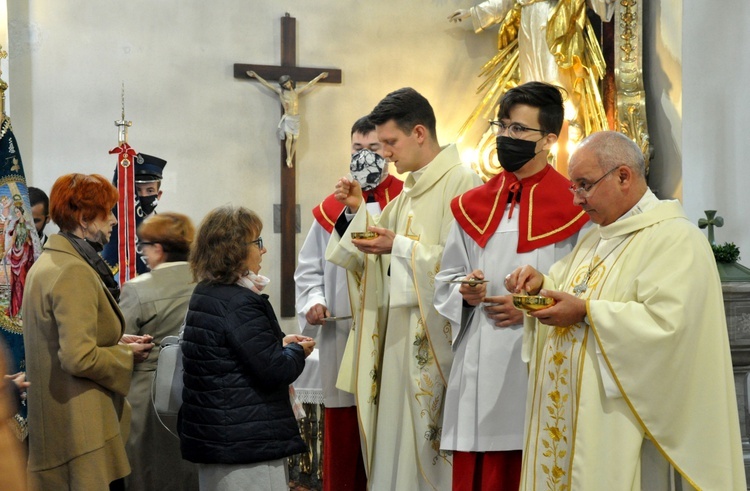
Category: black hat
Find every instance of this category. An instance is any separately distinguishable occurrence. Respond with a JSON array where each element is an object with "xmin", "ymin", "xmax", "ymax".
[{"xmin": 134, "ymin": 153, "xmax": 167, "ymax": 182}]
